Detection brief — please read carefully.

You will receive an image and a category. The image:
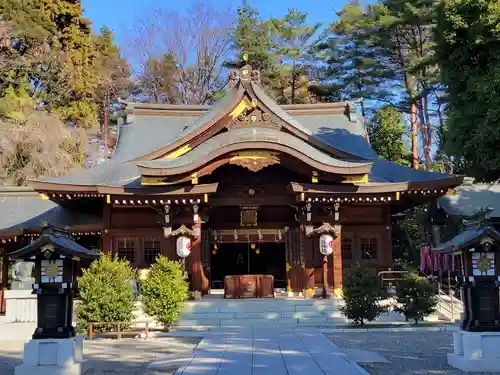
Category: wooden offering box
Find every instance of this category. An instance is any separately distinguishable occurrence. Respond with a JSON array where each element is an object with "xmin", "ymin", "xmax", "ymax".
[{"xmin": 224, "ymin": 275, "xmax": 274, "ymax": 299}]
